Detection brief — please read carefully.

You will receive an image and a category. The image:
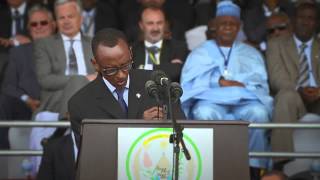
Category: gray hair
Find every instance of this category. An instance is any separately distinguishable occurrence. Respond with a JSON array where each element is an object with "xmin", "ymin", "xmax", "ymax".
[
  {"xmin": 54, "ymin": 0, "xmax": 82, "ymax": 14},
  {"xmin": 27, "ymin": 5, "xmax": 53, "ymax": 21}
]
